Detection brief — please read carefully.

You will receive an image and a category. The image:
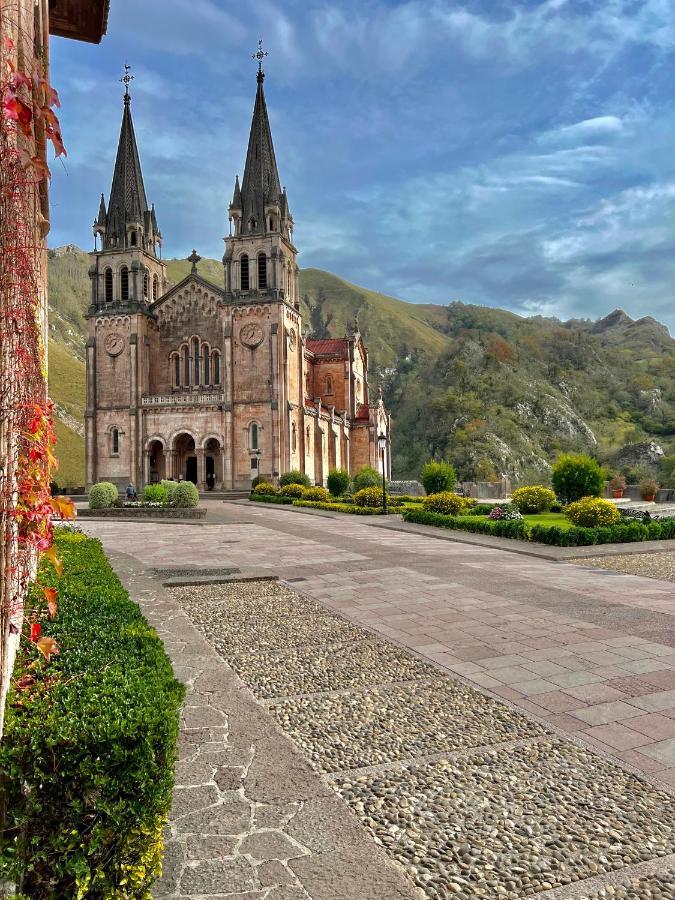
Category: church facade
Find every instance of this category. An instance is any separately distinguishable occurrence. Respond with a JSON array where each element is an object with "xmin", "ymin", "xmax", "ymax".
[{"xmin": 84, "ymin": 62, "xmax": 391, "ymax": 491}]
